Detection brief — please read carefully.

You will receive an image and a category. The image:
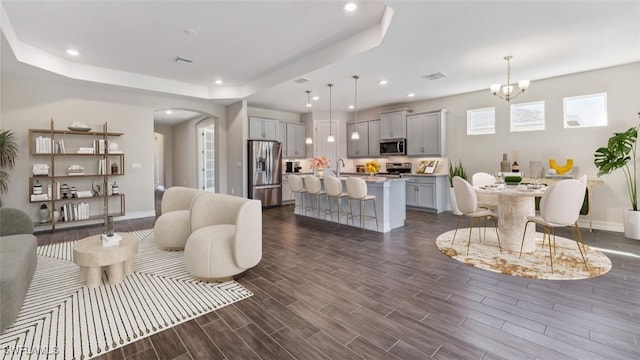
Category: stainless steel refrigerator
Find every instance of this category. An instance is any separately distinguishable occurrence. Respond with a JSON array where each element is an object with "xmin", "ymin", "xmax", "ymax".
[{"xmin": 248, "ymin": 140, "xmax": 282, "ymax": 207}]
